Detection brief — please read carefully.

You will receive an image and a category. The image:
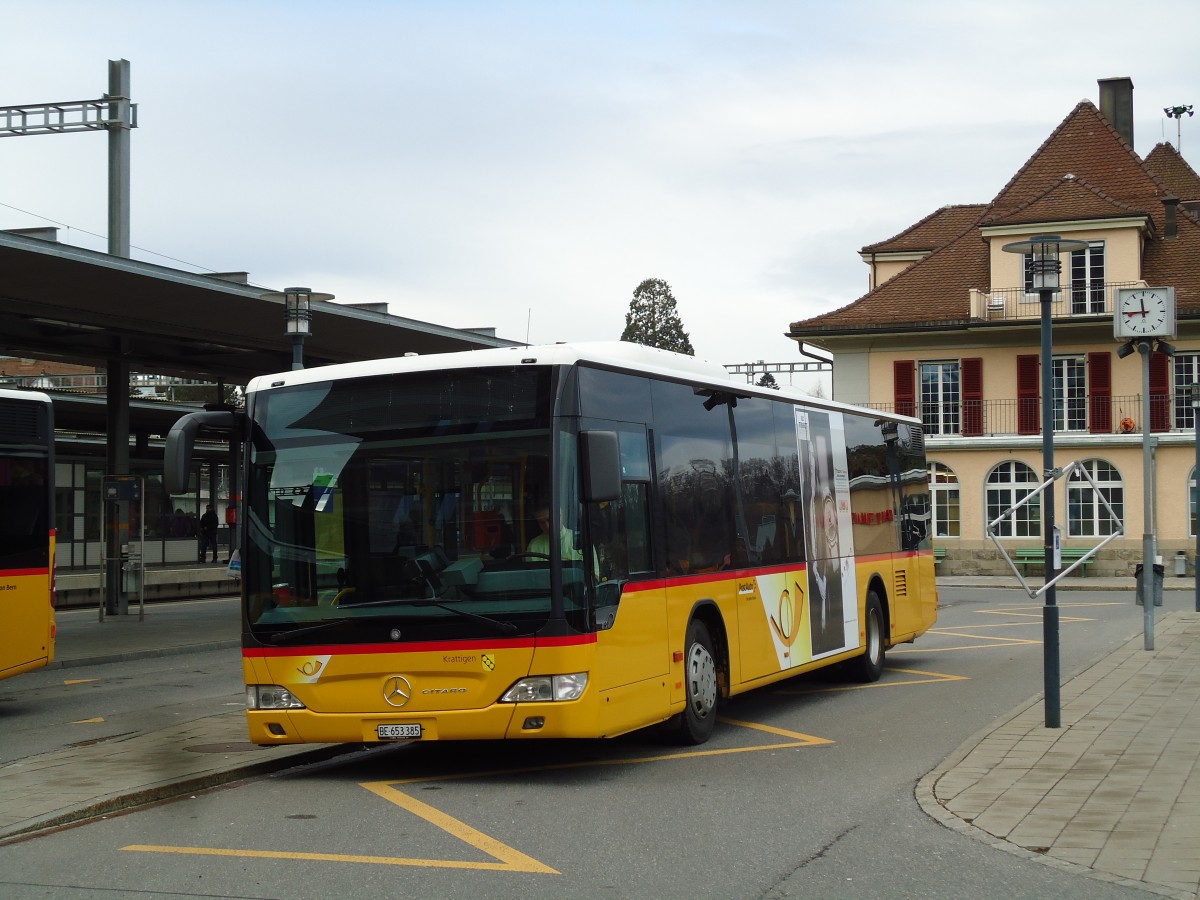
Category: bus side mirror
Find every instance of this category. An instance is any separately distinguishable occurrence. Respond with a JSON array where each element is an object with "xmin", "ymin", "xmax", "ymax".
[
  {"xmin": 164, "ymin": 410, "xmax": 240, "ymax": 495},
  {"xmin": 580, "ymin": 430, "xmax": 621, "ymax": 503}
]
